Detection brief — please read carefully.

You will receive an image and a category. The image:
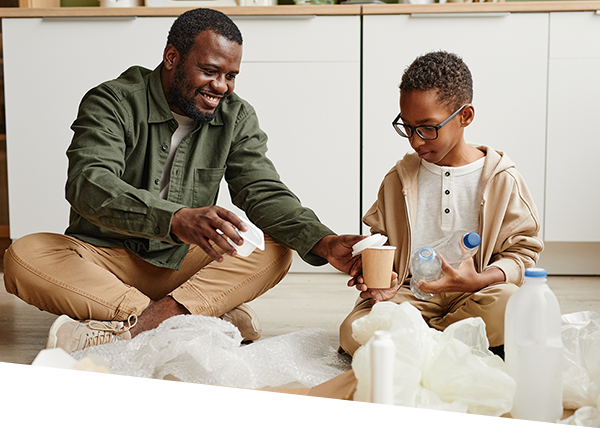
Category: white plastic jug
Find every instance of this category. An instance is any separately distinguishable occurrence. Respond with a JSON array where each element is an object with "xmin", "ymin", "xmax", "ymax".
[{"xmin": 504, "ymin": 267, "xmax": 563, "ymax": 422}]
